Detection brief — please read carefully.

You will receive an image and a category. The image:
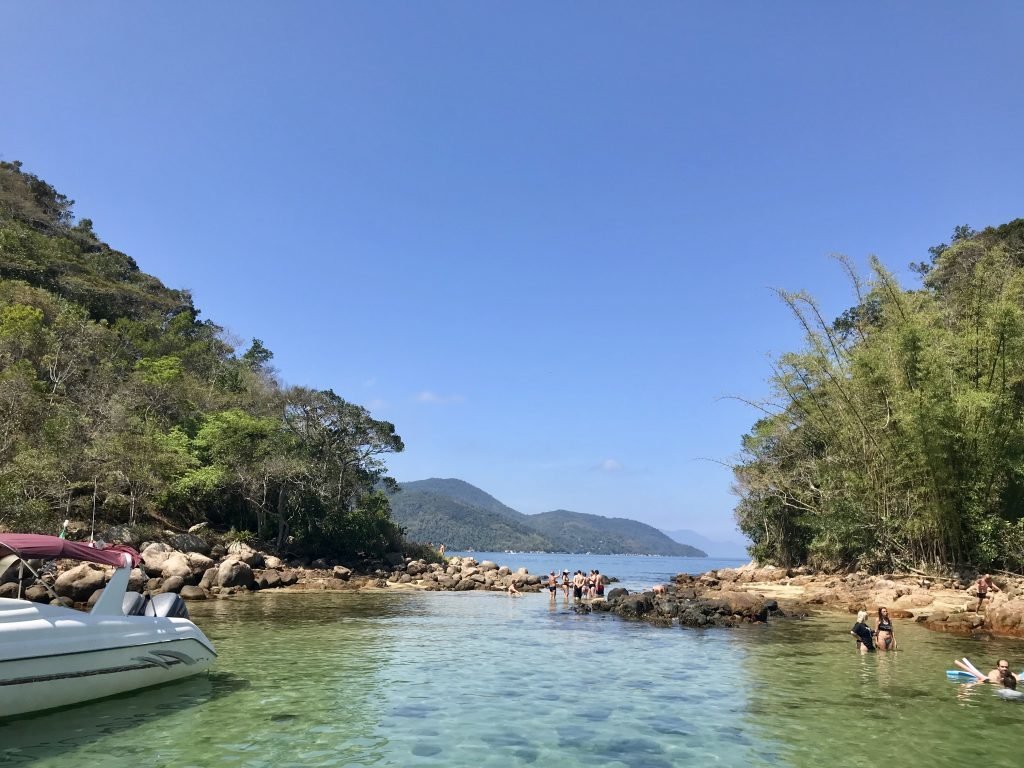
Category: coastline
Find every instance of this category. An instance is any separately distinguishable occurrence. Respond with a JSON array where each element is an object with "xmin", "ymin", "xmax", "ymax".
[
  {"xmin": 9, "ymin": 537, "xmax": 1024, "ymax": 640},
  {"xmin": 667, "ymin": 563, "xmax": 1024, "ymax": 639}
]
